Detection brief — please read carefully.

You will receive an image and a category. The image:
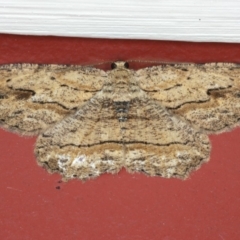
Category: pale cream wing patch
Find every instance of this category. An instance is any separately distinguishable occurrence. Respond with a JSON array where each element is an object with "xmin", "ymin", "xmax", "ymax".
[
  {"xmin": 0, "ymin": 64, "xmax": 106, "ymax": 135},
  {"xmin": 136, "ymin": 63, "xmax": 240, "ymax": 133}
]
